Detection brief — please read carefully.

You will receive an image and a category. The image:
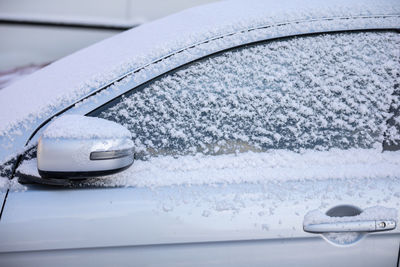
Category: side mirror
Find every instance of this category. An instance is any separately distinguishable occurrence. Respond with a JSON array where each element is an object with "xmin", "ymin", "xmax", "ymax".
[{"xmin": 37, "ymin": 115, "xmax": 134, "ymax": 179}]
